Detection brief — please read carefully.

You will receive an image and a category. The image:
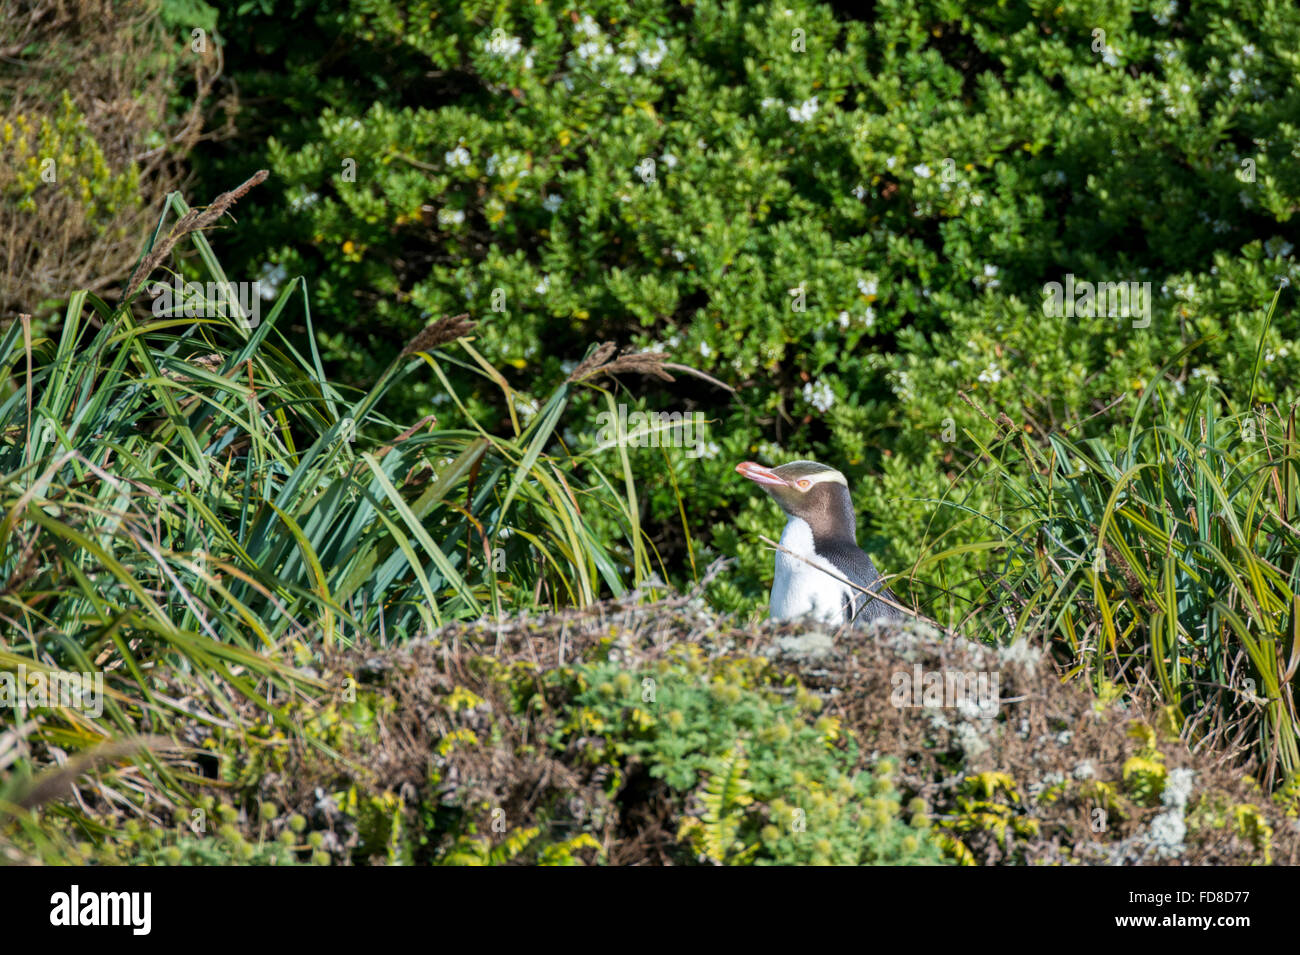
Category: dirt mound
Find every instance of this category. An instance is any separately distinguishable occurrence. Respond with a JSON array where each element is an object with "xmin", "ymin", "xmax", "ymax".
[{"xmin": 223, "ymin": 594, "xmax": 1296, "ymax": 864}]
